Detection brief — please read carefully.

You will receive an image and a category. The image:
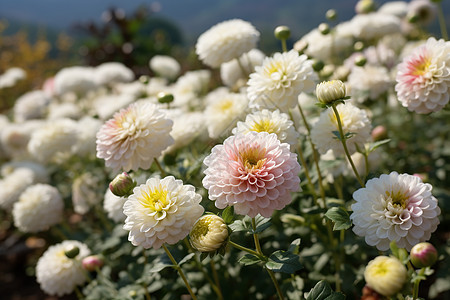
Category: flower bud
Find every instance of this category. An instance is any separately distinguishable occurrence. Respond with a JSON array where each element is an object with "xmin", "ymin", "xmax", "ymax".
[
  {"xmin": 82, "ymin": 255, "xmax": 104, "ymax": 272},
  {"xmin": 326, "ymin": 9, "xmax": 337, "ymax": 21},
  {"xmin": 189, "ymin": 215, "xmax": 228, "ymax": 252},
  {"xmin": 354, "ymin": 41, "xmax": 365, "ymax": 52},
  {"xmin": 139, "ymin": 75, "xmax": 150, "ymax": 84},
  {"xmin": 371, "ymin": 125, "xmax": 388, "ymax": 141},
  {"xmin": 355, "ymin": 0, "xmax": 376, "ymax": 14},
  {"xmin": 157, "ymin": 92, "xmax": 174, "ymax": 104},
  {"xmin": 64, "ymin": 245, "xmax": 80, "ymax": 259},
  {"xmin": 312, "ymin": 60, "xmax": 325, "ymax": 72},
  {"xmin": 364, "ymin": 256, "xmax": 407, "ymax": 297},
  {"xmin": 354, "ymin": 54, "xmax": 367, "ymax": 67},
  {"xmin": 318, "ymin": 23, "xmax": 330, "ymax": 35},
  {"xmin": 293, "ymin": 40, "xmax": 308, "ymax": 54},
  {"xmin": 407, "ymin": 13, "xmax": 419, "ymax": 24},
  {"xmin": 109, "ymin": 172, "xmax": 136, "ymax": 197},
  {"xmin": 410, "ymin": 242, "xmax": 438, "ymax": 268},
  {"xmin": 274, "ymin": 26, "xmax": 291, "ymax": 40},
  {"xmin": 316, "ymin": 80, "xmax": 347, "ymax": 105}
]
